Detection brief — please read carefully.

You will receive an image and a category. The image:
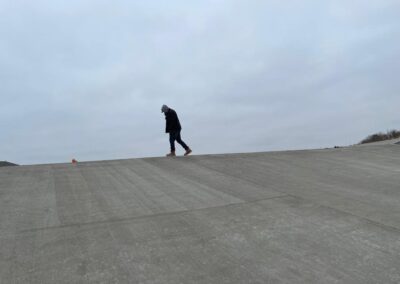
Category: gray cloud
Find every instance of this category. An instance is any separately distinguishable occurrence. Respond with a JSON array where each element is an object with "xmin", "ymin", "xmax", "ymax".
[{"xmin": 1, "ymin": 0, "xmax": 399, "ymax": 164}]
